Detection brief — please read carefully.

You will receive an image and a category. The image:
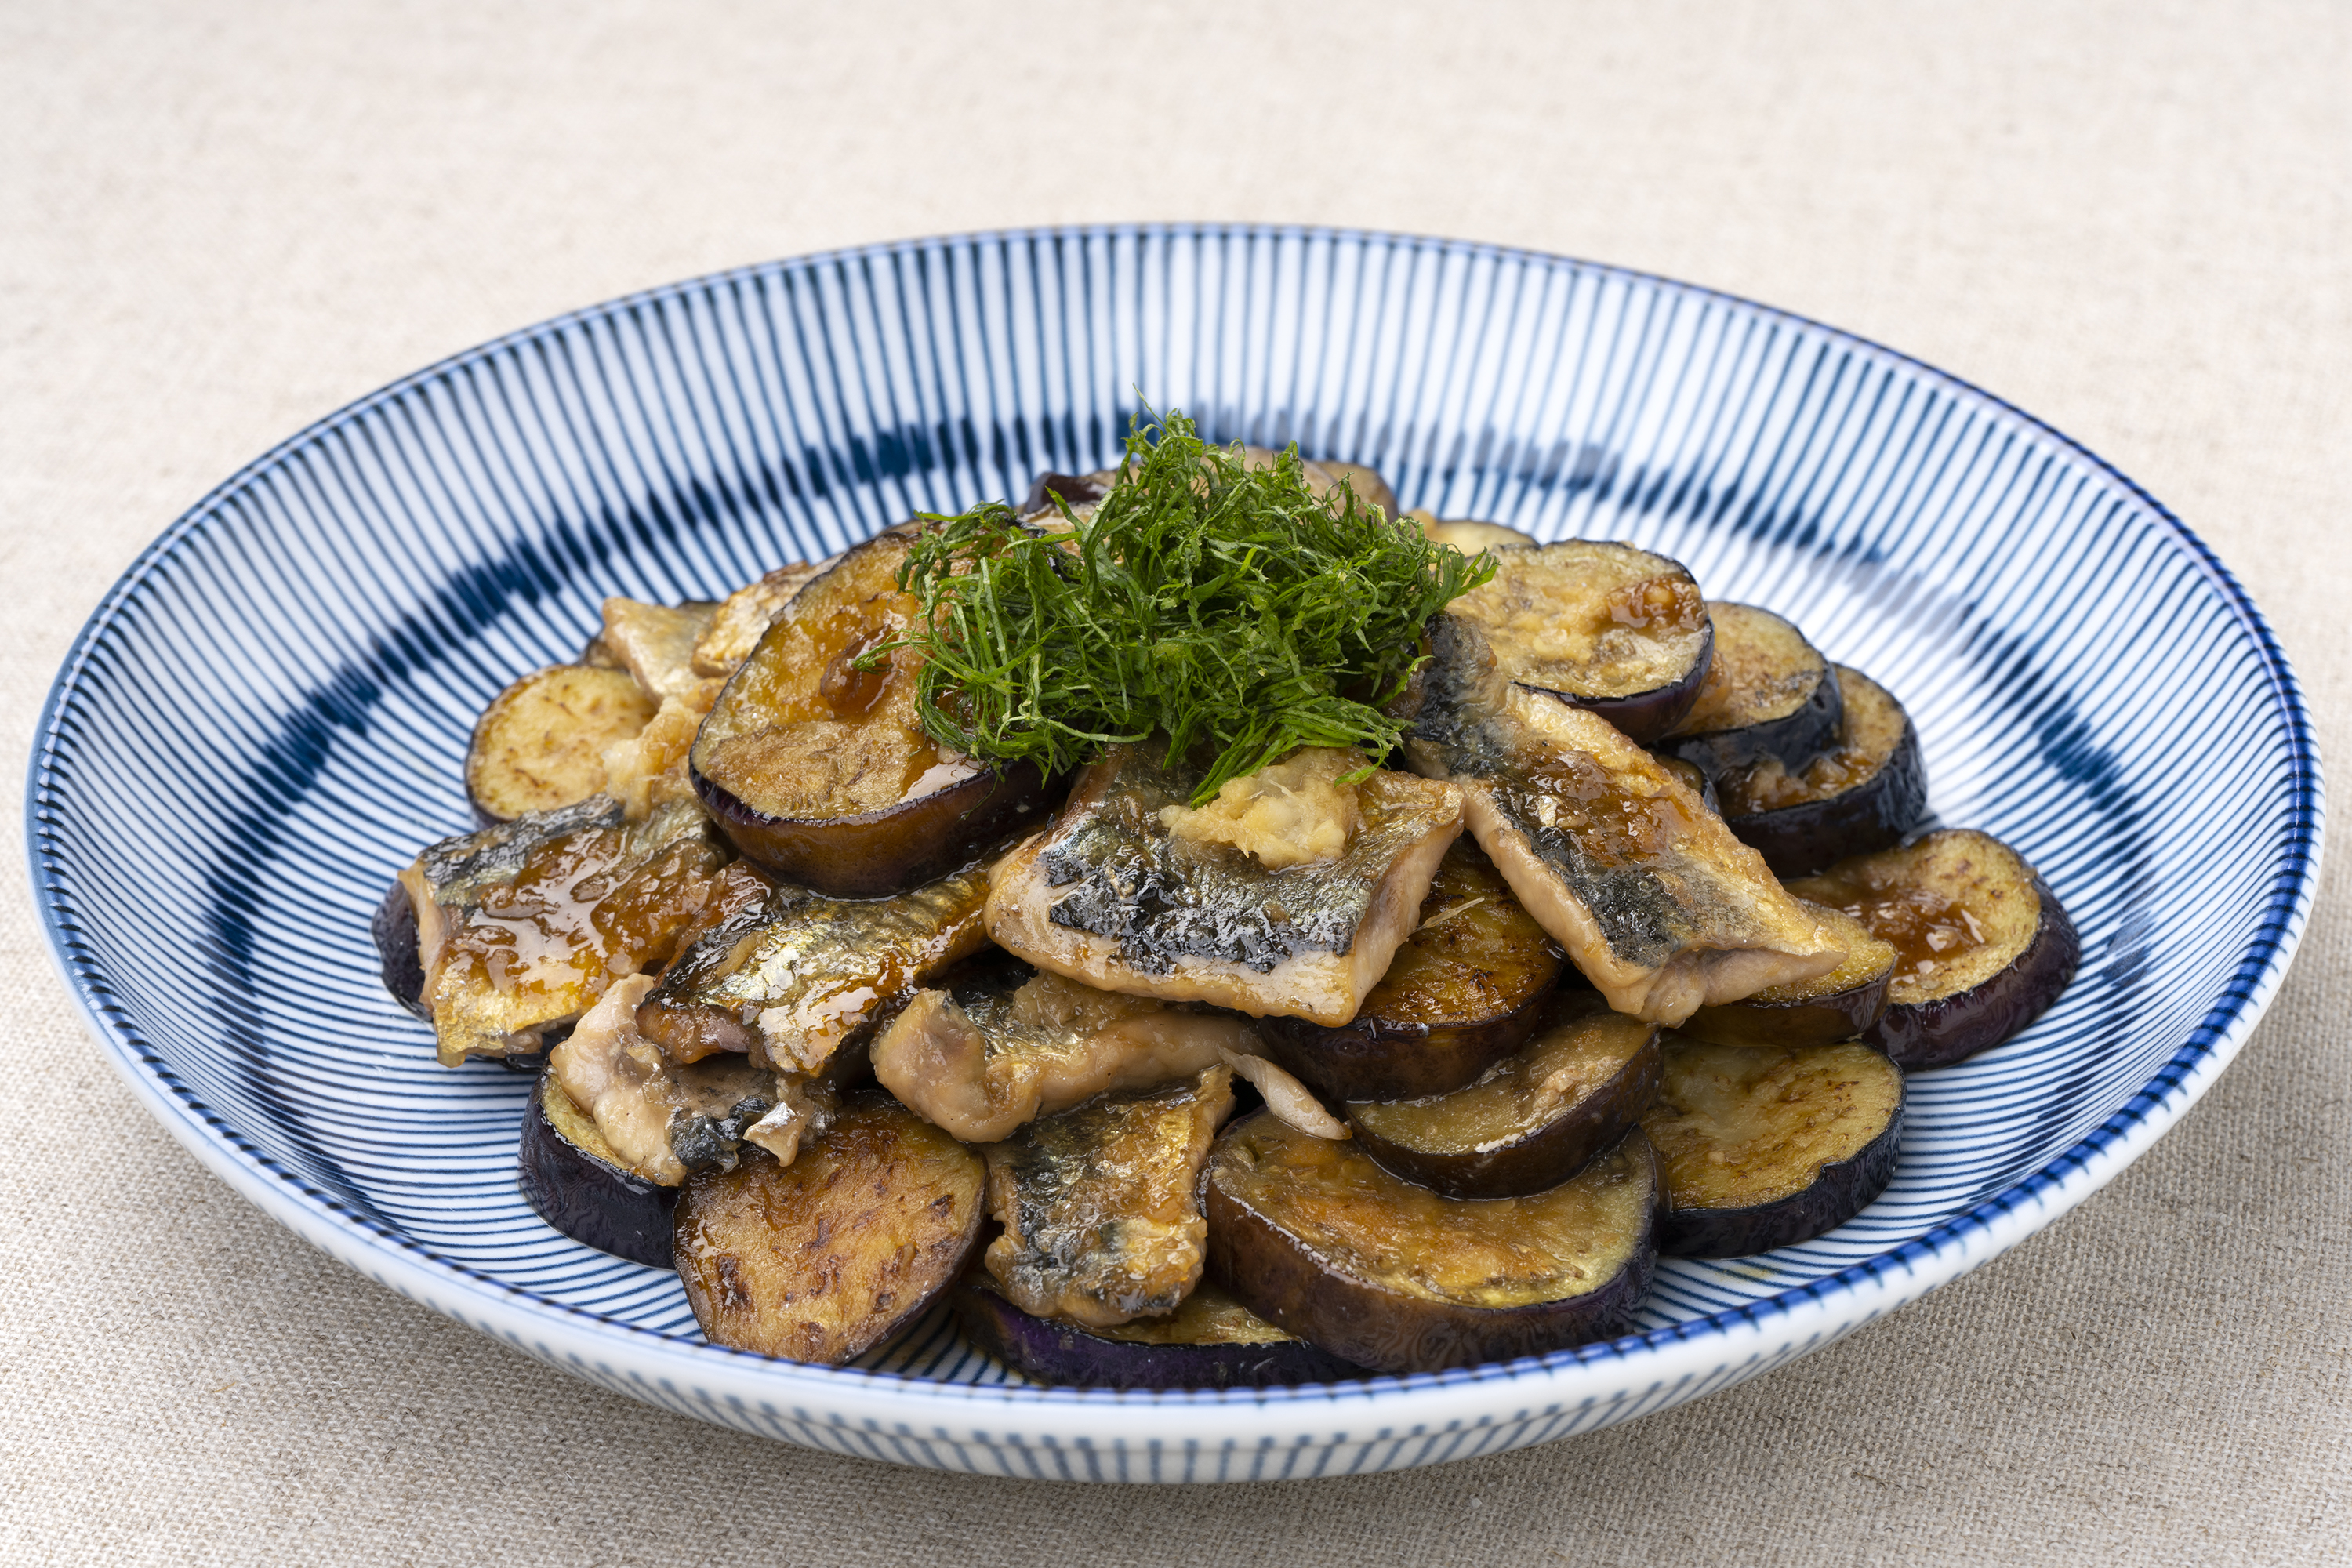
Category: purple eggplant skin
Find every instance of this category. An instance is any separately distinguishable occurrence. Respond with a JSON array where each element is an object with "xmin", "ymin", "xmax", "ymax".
[
  {"xmin": 1658, "ymin": 1094, "xmax": 1903, "ymax": 1259},
  {"xmin": 372, "ymin": 878, "xmax": 429, "ymax": 1021},
  {"xmin": 1020, "ymin": 470, "xmax": 1116, "ymax": 517},
  {"xmin": 1867, "ymin": 876, "xmax": 2080, "ymax": 1070},
  {"xmin": 516, "ymin": 1071, "xmax": 677, "ymax": 1269},
  {"xmin": 1678, "ymin": 969, "xmax": 1892, "ymax": 1051},
  {"xmin": 695, "ymin": 758, "xmax": 1057, "ymax": 902},
  {"xmin": 1345, "ymin": 1016, "xmax": 1662, "ymax": 1200},
  {"xmin": 1261, "ymin": 1004, "xmax": 1540, "ymax": 1106},
  {"xmin": 1204, "ymin": 1115, "xmax": 1659, "ymax": 1374},
  {"xmin": 952, "ymin": 1280, "xmax": 1366, "ymax": 1391},
  {"xmin": 1724, "ymin": 715, "xmax": 1927, "ymax": 878},
  {"xmin": 1527, "ymin": 617, "xmax": 1714, "ymax": 747}
]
